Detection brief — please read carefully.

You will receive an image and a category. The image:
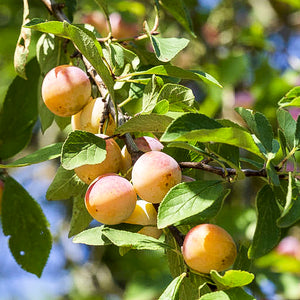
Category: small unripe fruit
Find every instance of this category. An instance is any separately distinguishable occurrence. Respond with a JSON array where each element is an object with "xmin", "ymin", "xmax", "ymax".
[
  {"xmin": 132, "ymin": 151, "xmax": 182, "ymax": 203},
  {"xmin": 120, "ymin": 136, "xmax": 164, "ymax": 175},
  {"xmin": 71, "ymin": 97, "xmax": 116, "ymax": 135},
  {"xmin": 85, "ymin": 173, "xmax": 137, "ymax": 225},
  {"xmin": 75, "ymin": 134, "xmax": 122, "ymax": 184},
  {"xmin": 182, "ymin": 224, "xmax": 237, "ymax": 274},
  {"xmin": 124, "ymin": 200, "xmax": 162, "ymax": 239},
  {"xmin": 42, "ymin": 65, "xmax": 91, "ymax": 117}
]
